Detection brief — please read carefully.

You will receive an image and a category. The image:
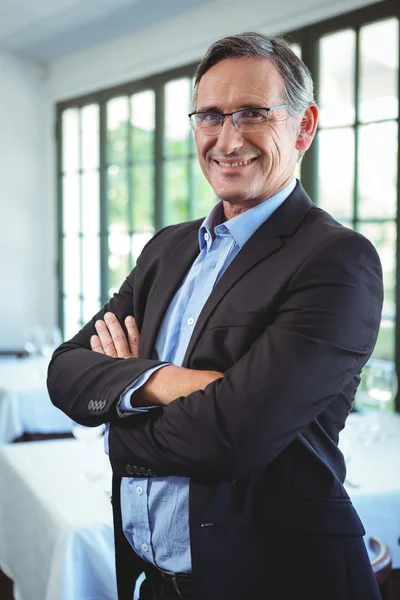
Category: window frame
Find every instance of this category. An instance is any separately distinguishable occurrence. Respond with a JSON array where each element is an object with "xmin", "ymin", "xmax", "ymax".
[
  {"xmin": 287, "ymin": 0, "xmax": 400, "ymax": 411},
  {"xmin": 56, "ymin": 0, "xmax": 400, "ymax": 409},
  {"xmin": 56, "ymin": 62, "xmax": 200, "ymax": 337}
]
